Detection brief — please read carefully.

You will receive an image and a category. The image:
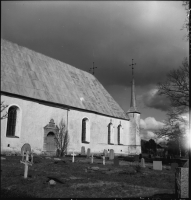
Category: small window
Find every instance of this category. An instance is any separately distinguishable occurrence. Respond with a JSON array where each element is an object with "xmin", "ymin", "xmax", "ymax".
[
  {"xmin": 108, "ymin": 123, "xmax": 114, "ymax": 144},
  {"xmin": 6, "ymin": 106, "xmax": 18, "ymax": 137},
  {"xmin": 82, "ymin": 118, "xmax": 90, "ymax": 143}
]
